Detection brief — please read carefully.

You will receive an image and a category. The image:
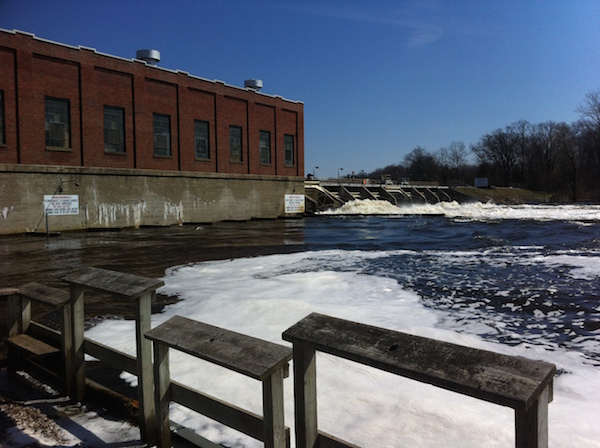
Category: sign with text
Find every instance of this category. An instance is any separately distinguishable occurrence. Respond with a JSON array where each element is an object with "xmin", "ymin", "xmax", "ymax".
[
  {"xmin": 44, "ymin": 195, "xmax": 79, "ymax": 215},
  {"xmin": 284, "ymin": 194, "xmax": 305, "ymax": 213}
]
